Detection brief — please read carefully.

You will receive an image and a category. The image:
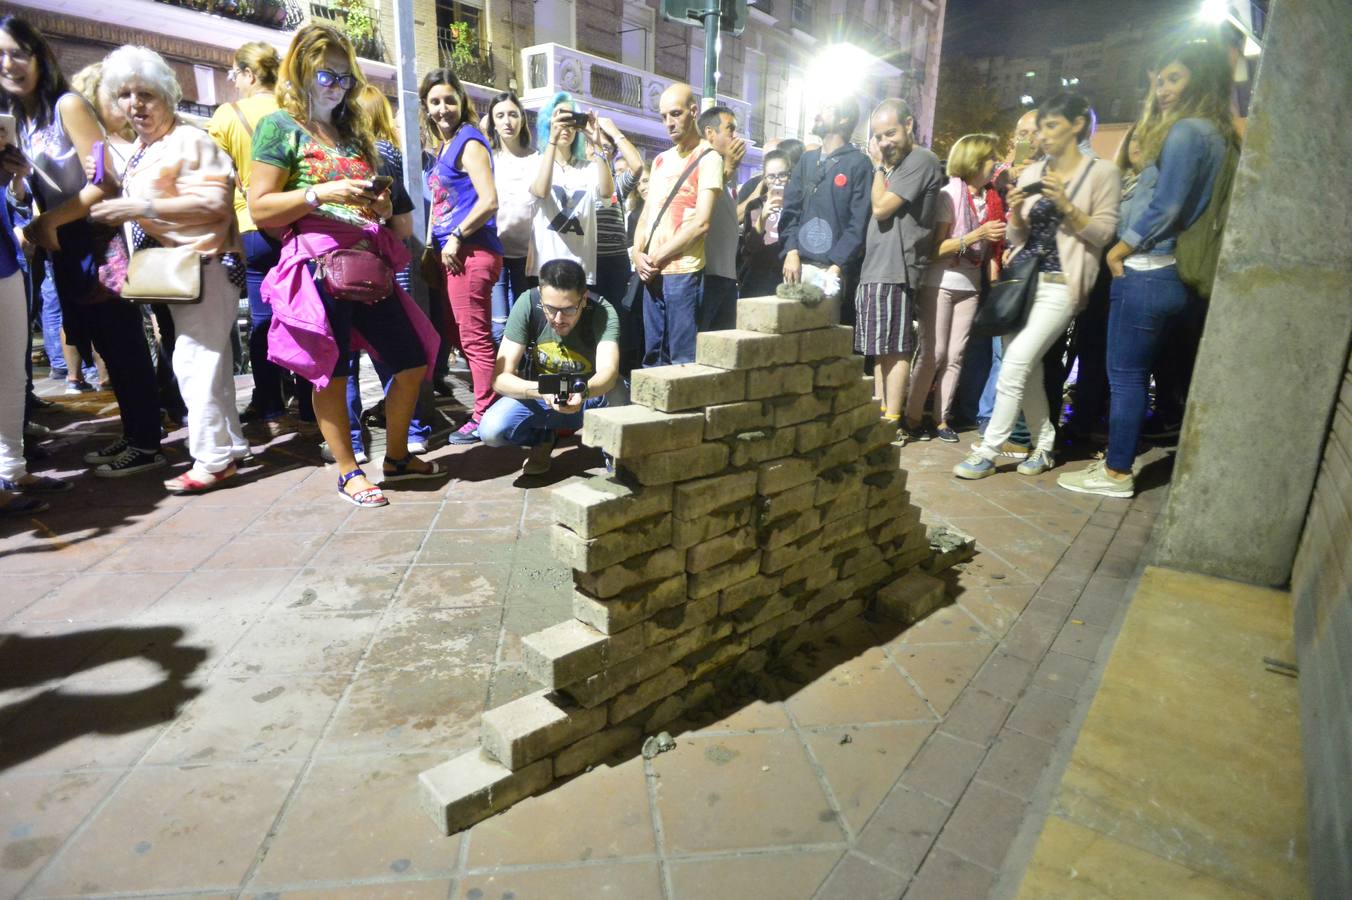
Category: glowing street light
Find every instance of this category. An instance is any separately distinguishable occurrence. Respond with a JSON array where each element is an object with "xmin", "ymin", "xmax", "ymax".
[
  {"xmin": 1020, "ymin": 94, "xmax": 1035, "ymax": 106},
  {"xmin": 1199, "ymin": 0, "xmax": 1230, "ymax": 23}
]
